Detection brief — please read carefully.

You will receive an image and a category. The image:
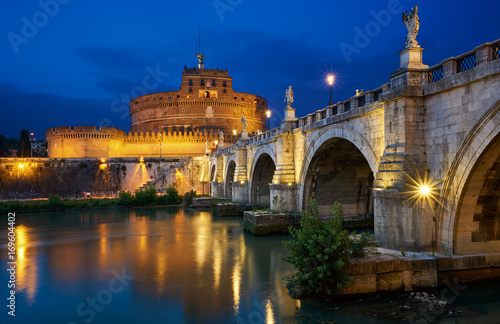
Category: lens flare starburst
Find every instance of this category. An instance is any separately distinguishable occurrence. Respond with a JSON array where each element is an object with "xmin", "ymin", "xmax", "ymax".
[{"xmin": 405, "ymin": 171, "xmax": 442, "ymax": 209}]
